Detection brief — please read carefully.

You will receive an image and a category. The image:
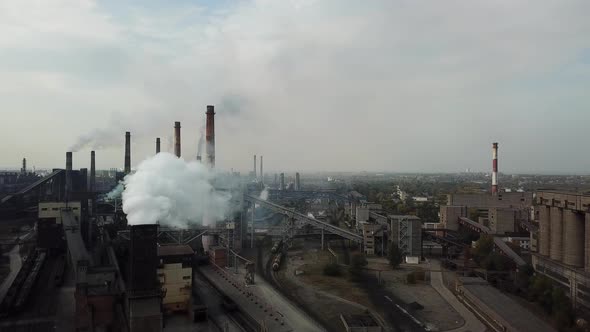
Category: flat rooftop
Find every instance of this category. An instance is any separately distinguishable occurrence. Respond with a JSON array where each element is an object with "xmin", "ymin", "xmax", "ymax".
[{"xmin": 157, "ymin": 244, "xmax": 194, "ymax": 257}]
